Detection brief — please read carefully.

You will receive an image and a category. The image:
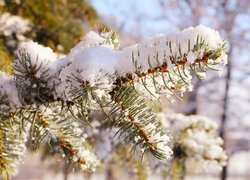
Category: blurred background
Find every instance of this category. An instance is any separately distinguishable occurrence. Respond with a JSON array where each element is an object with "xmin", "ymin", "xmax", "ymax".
[{"xmin": 1, "ymin": 0, "xmax": 250, "ymax": 179}]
